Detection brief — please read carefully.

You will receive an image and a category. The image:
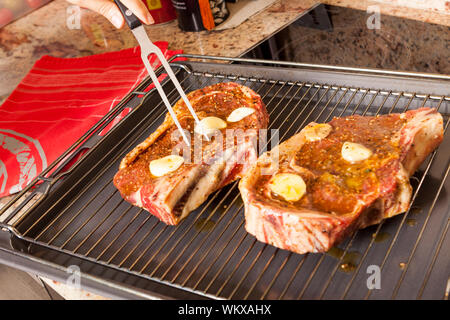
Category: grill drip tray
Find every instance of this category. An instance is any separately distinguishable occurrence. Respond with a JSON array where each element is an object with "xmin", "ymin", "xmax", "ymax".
[{"xmin": 0, "ymin": 55, "xmax": 449, "ymax": 299}]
